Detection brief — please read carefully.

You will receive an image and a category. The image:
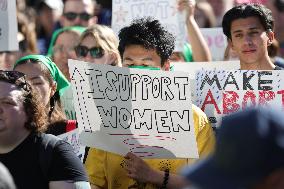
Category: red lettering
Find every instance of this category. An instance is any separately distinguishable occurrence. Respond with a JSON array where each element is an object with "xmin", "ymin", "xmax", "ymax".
[
  {"xmin": 215, "ymin": 35, "xmax": 224, "ymax": 48},
  {"xmin": 201, "ymin": 89, "xmax": 221, "ymax": 114},
  {"xmin": 277, "ymin": 90, "xmax": 284, "ymax": 110},
  {"xmin": 204, "ymin": 35, "xmax": 212, "ymax": 47},
  {"xmin": 242, "ymin": 91, "xmax": 256, "ymax": 109},
  {"xmin": 259, "ymin": 91, "xmax": 275, "ymax": 106},
  {"xmin": 223, "ymin": 91, "xmax": 240, "ymax": 114}
]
